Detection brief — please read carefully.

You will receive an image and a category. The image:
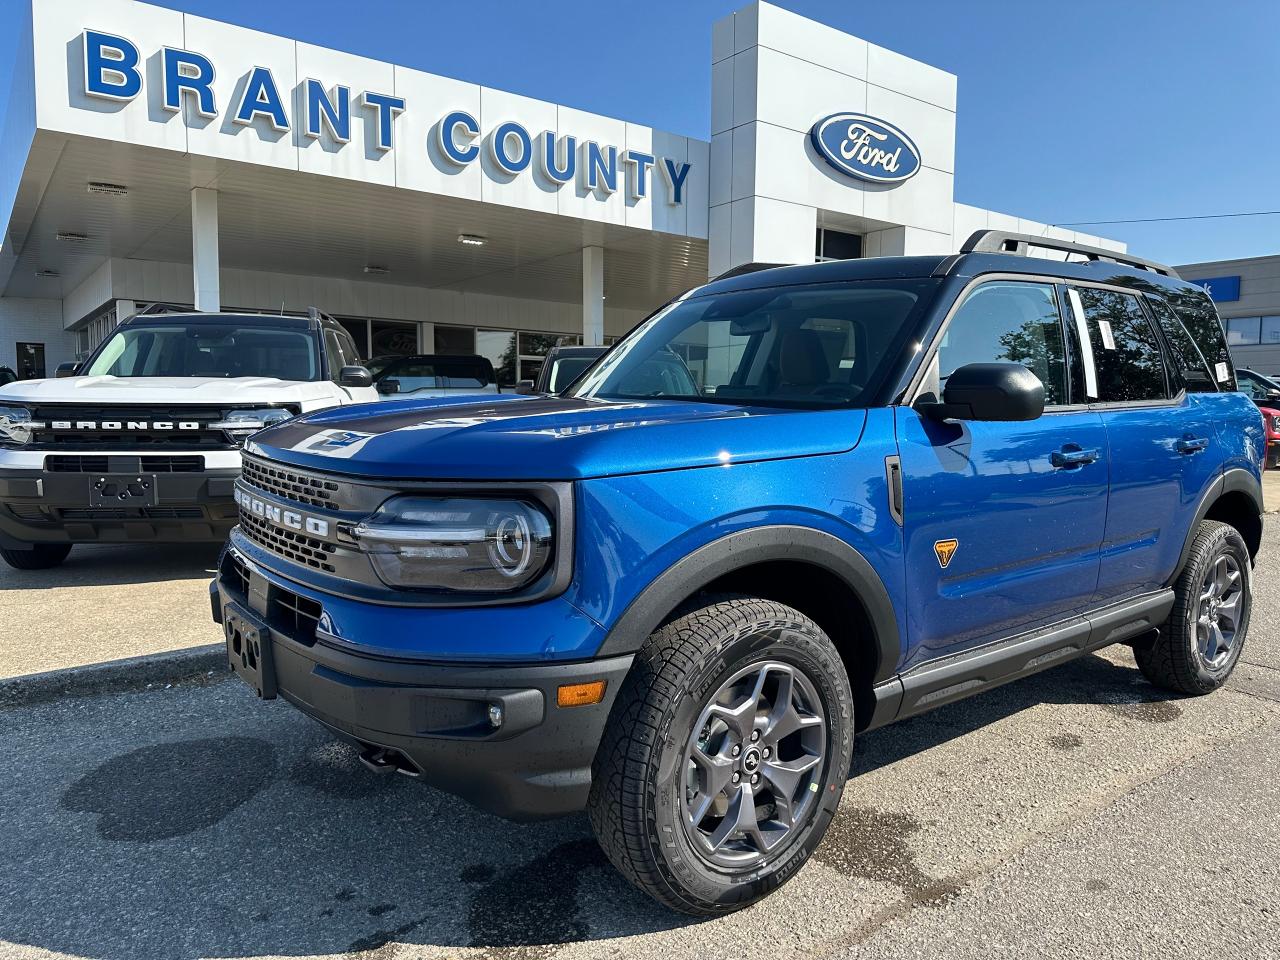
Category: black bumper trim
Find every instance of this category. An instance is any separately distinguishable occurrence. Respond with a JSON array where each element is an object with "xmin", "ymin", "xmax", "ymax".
[
  {"xmin": 0, "ymin": 466, "xmax": 239, "ymax": 546},
  {"xmin": 212, "ymin": 572, "xmax": 633, "ymax": 821}
]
